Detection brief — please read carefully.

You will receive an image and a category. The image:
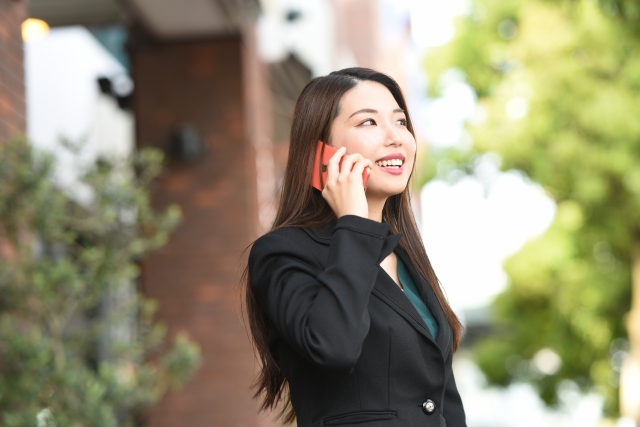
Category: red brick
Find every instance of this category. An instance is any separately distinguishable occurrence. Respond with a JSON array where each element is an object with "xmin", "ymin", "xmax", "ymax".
[
  {"xmin": 133, "ymin": 35, "xmax": 277, "ymax": 427},
  {"xmin": 0, "ymin": 0, "xmax": 26, "ymax": 142}
]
